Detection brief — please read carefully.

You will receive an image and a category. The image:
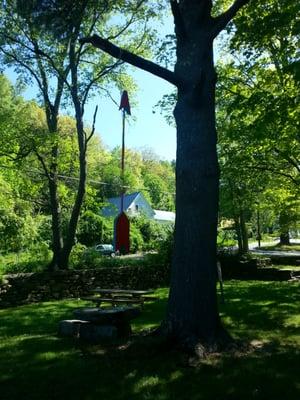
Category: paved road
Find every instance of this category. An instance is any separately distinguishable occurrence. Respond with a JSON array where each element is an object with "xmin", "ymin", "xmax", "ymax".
[{"xmin": 249, "ymin": 239, "xmax": 300, "ymax": 257}]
